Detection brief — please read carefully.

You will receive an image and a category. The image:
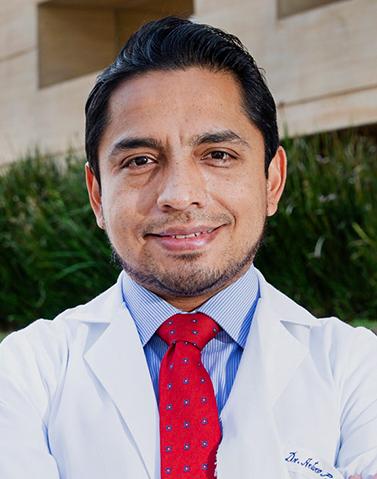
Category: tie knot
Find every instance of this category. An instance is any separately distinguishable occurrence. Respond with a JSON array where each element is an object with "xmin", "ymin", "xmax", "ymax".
[{"xmin": 157, "ymin": 312, "xmax": 221, "ymax": 350}]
